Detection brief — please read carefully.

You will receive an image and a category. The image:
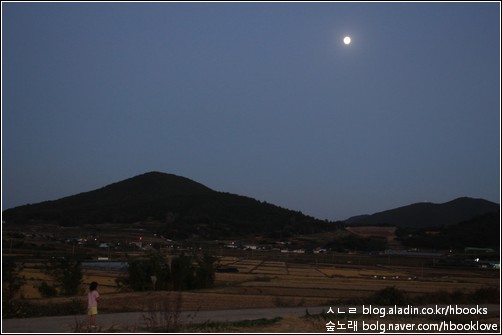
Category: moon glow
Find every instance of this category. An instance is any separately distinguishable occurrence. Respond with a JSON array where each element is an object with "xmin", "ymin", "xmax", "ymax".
[{"xmin": 343, "ymin": 36, "xmax": 351, "ymax": 45}]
